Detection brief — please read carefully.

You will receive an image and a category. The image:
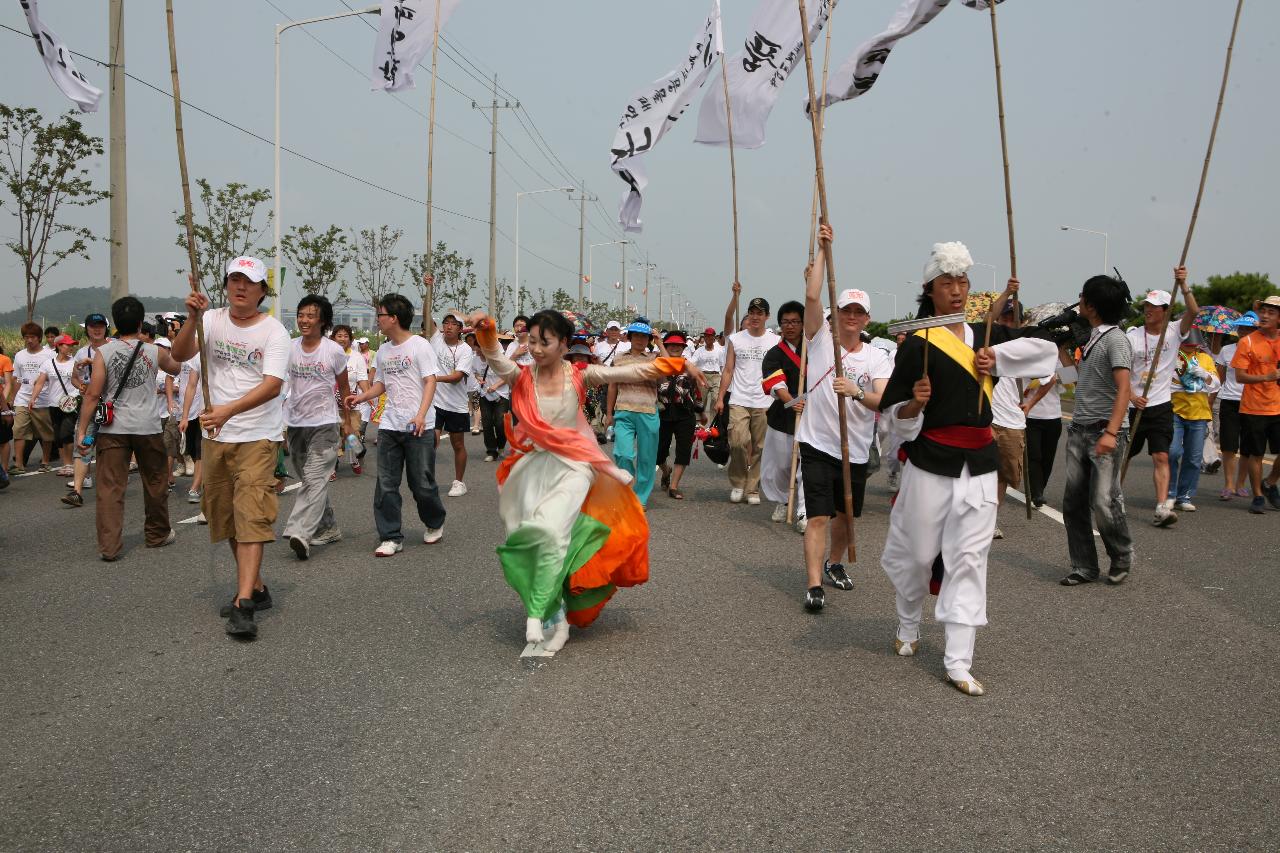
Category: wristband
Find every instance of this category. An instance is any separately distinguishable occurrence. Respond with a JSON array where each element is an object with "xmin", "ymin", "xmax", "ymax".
[{"xmin": 1104, "ymin": 429, "xmax": 1117, "ymax": 438}]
